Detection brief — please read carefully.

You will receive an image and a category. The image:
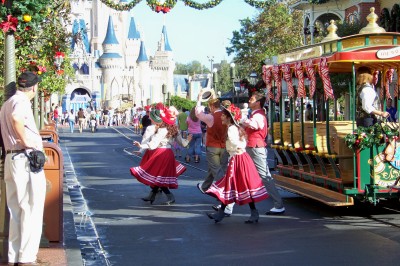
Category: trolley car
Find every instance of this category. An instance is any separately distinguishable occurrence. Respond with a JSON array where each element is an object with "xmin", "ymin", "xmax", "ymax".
[{"xmin": 264, "ymin": 9, "xmax": 400, "ymax": 206}]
